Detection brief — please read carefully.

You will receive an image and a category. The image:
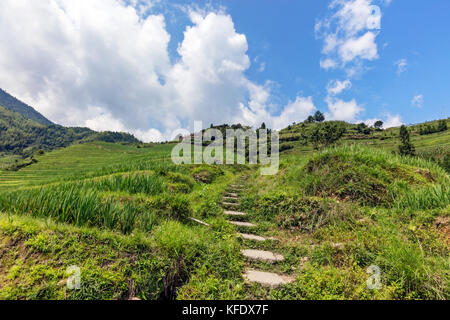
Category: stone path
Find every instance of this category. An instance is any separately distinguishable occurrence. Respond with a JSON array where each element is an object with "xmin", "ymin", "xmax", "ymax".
[
  {"xmin": 243, "ymin": 270, "xmax": 294, "ymax": 288},
  {"xmin": 224, "ymin": 210, "xmax": 247, "ymax": 216},
  {"xmin": 221, "ymin": 177, "xmax": 295, "ymax": 288},
  {"xmin": 229, "ymin": 221, "xmax": 256, "ymax": 227}
]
